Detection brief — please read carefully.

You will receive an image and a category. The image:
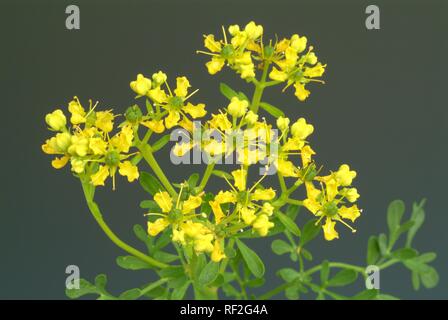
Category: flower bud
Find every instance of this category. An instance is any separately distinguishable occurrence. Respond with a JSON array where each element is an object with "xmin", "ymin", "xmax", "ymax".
[
  {"xmin": 55, "ymin": 132, "xmax": 72, "ymax": 152},
  {"xmin": 130, "ymin": 74, "xmax": 152, "ymax": 96},
  {"xmin": 245, "ymin": 111, "xmax": 258, "ymax": 125},
  {"xmin": 227, "ymin": 97, "xmax": 248, "ymax": 118},
  {"xmin": 45, "ymin": 109, "xmax": 66, "ymax": 131},
  {"xmin": 125, "ymin": 105, "xmax": 143, "ymax": 124},
  {"xmin": 291, "ymin": 118, "xmax": 314, "ymax": 140},
  {"xmin": 151, "ymin": 71, "xmax": 167, "ymax": 86},
  {"xmin": 276, "ymin": 116, "xmax": 290, "ymax": 131}
]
